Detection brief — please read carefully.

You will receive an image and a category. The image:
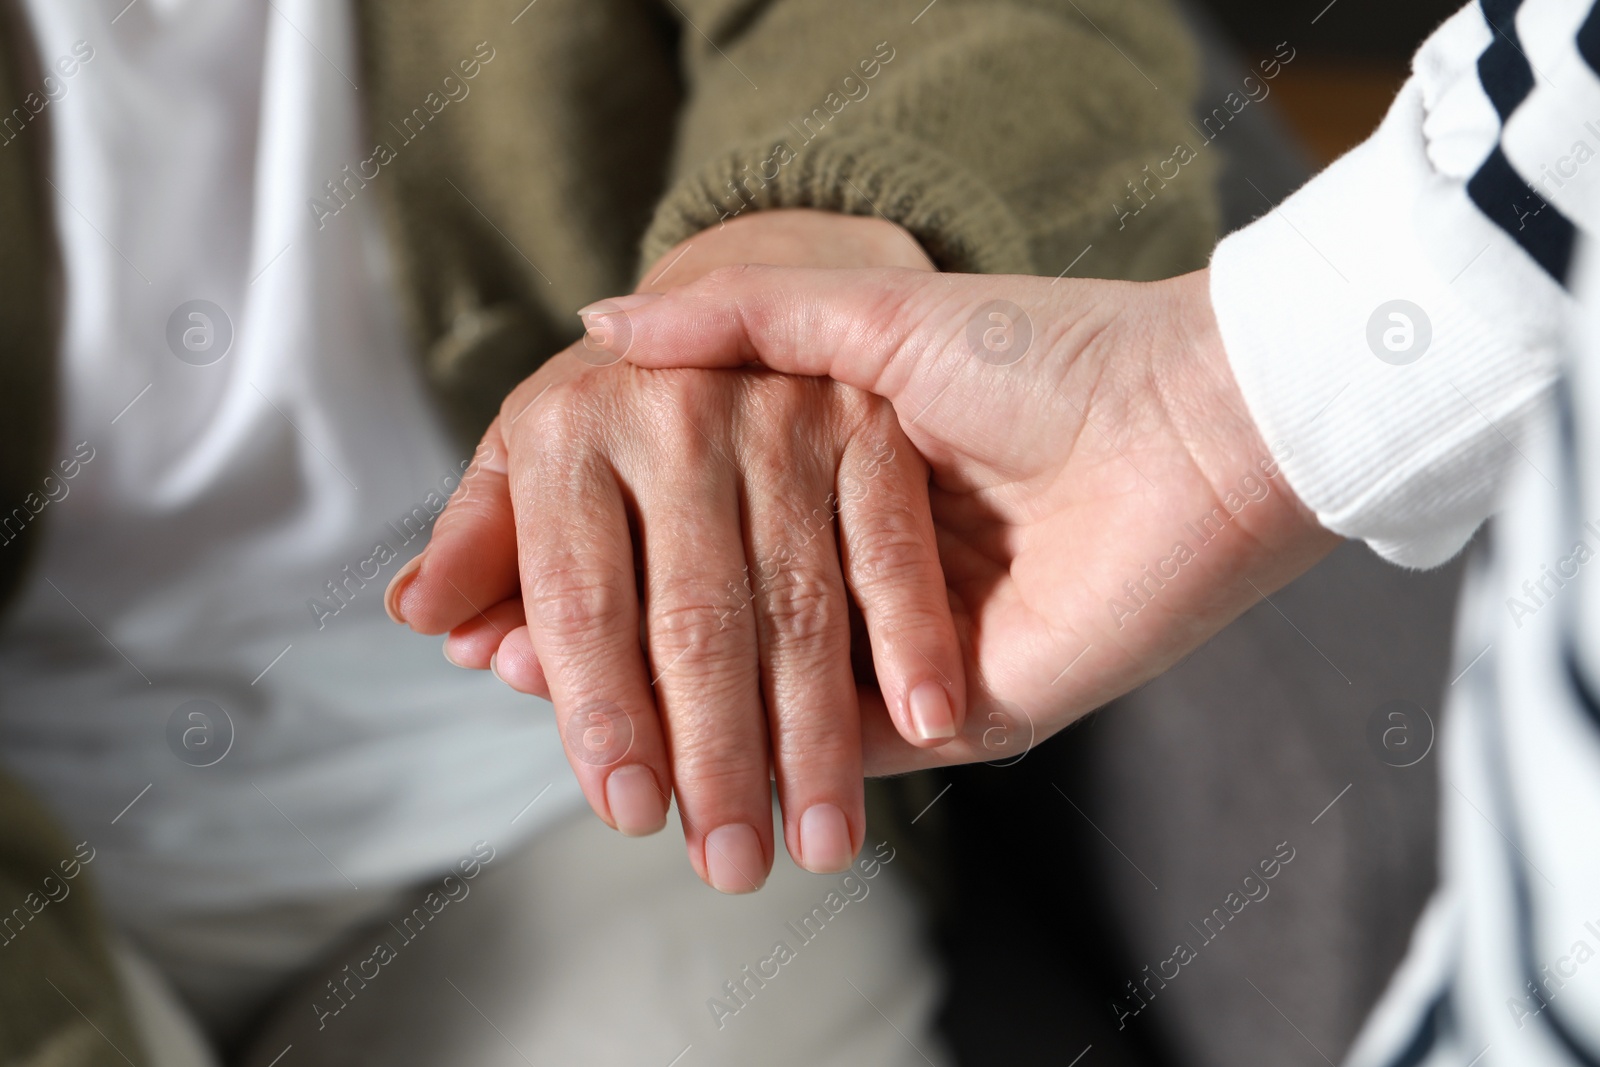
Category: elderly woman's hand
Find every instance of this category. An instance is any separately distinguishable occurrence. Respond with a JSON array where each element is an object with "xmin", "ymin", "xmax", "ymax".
[{"xmin": 385, "ymin": 212, "xmax": 961, "ymax": 894}]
